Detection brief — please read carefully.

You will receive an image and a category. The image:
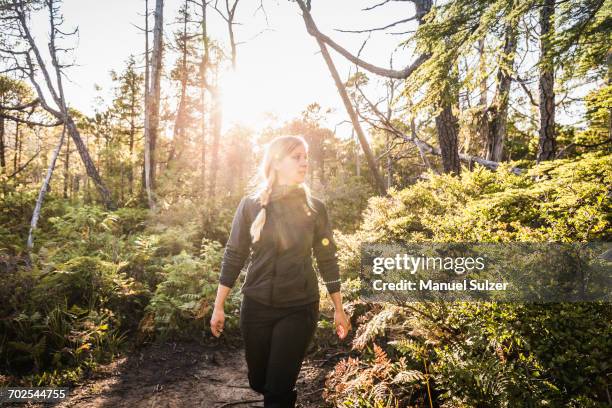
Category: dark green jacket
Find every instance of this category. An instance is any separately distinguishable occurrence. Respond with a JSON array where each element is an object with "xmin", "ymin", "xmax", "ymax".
[{"xmin": 219, "ymin": 187, "xmax": 341, "ymax": 307}]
